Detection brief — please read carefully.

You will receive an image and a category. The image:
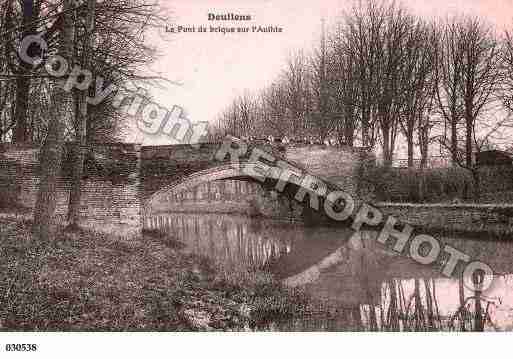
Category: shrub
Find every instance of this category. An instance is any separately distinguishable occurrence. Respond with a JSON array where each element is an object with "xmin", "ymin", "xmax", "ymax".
[{"xmin": 361, "ymin": 166, "xmax": 474, "ymax": 203}]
